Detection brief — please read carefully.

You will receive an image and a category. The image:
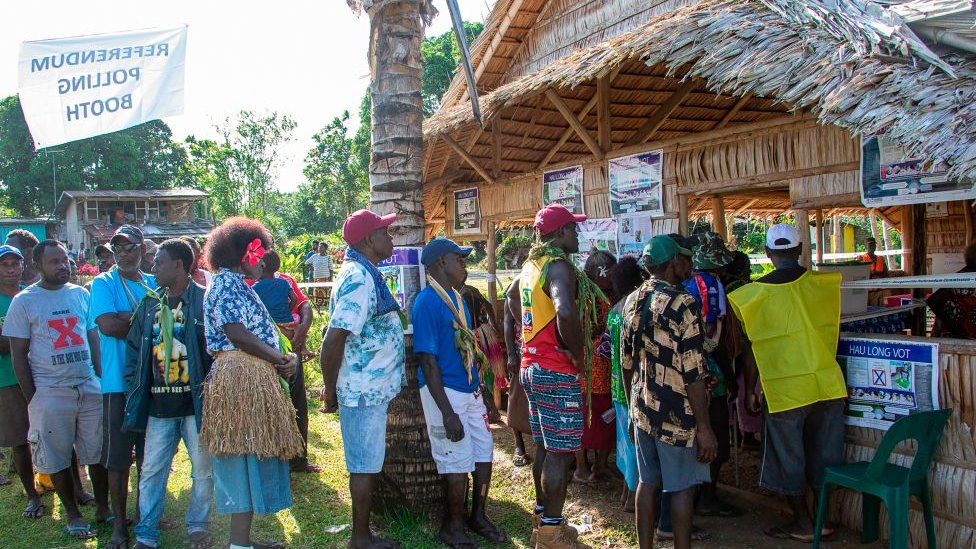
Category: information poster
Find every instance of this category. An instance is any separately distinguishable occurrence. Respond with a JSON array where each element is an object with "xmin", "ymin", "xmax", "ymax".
[
  {"xmin": 453, "ymin": 187, "xmax": 482, "ymax": 235},
  {"xmin": 609, "ymin": 150, "xmax": 664, "ymax": 216},
  {"xmin": 860, "ymin": 131, "xmax": 976, "ymax": 207},
  {"xmin": 377, "ymin": 247, "xmax": 426, "ymax": 330},
  {"xmin": 837, "ymin": 337, "xmax": 940, "ymax": 430},
  {"xmin": 617, "ymin": 215, "xmax": 677, "ymax": 258},
  {"xmin": 574, "ymin": 218, "xmax": 617, "ymax": 268},
  {"xmin": 543, "ymin": 165, "xmax": 584, "ymax": 214}
]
